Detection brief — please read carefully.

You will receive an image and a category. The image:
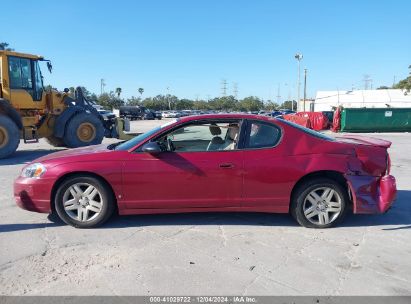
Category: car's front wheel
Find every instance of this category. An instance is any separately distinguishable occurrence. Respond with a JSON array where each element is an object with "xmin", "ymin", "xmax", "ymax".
[
  {"xmin": 291, "ymin": 178, "xmax": 348, "ymax": 228},
  {"xmin": 54, "ymin": 176, "xmax": 115, "ymax": 228}
]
